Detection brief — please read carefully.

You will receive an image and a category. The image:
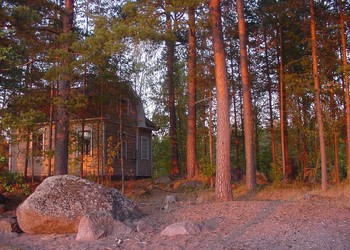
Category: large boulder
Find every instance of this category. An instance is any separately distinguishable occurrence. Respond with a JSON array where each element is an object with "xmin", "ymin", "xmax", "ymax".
[{"xmin": 16, "ymin": 175, "xmax": 142, "ymax": 234}]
